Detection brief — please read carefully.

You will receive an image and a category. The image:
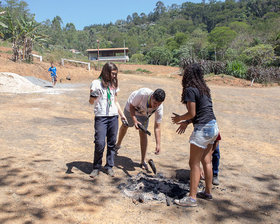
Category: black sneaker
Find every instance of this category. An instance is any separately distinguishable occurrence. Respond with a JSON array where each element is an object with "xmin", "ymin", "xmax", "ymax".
[
  {"xmin": 212, "ymin": 175, "xmax": 219, "ymax": 185},
  {"xmin": 89, "ymin": 169, "xmax": 99, "ymax": 179},
  {"xmin": 197, "ymin": 191, "xmax": 213, "ymax": 200},
  {"xmin": 115, "ymin": 145, "xmax": 121, "ymax": 154},
  {"xmin": 106, "ymin": 168, "xmax": 115, "ymax": 177}
]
